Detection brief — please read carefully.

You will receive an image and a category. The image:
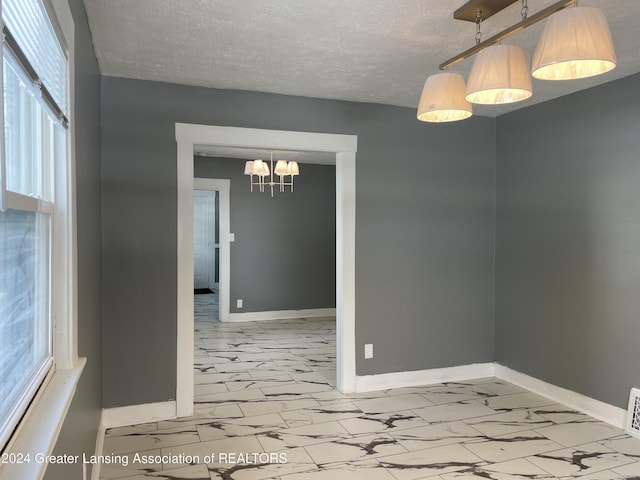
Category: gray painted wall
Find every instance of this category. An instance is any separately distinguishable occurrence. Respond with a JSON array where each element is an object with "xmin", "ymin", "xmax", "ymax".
[
  {"xmin": 496, "ymin": 73, "xmax": 640, "ymax": 409},
  {"xmin": 101, "ymin": 77, "xmax": 496, "ymax": 406},
  {"xmin": 45, "ymin": 0, "xmax": 103, "ymax": 478},
  {"xmin": 194, "ymin": 156, "xmax": 336, "ymax": 313}
]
